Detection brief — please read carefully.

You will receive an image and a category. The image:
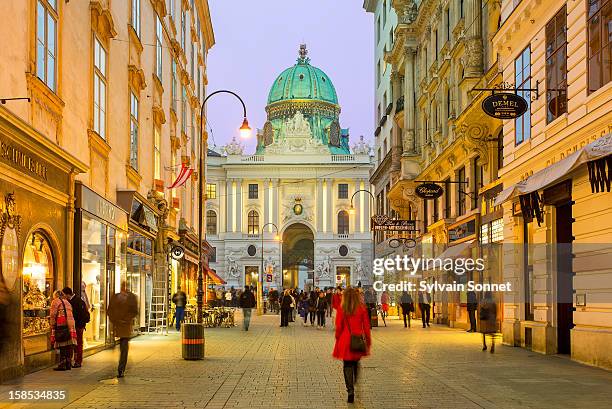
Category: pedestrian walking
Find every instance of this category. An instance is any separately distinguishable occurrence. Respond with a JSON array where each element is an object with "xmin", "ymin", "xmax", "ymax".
[
  {"xmin": 480, "ymin": 291, "xmax": 497, "ymax": 353},
  {"xmin": 62, "ymin": 287, "xmax": 90, "ymax": 368},
  {"xmin": 332, "ymin": 287, "xmax": 342, "ymax": 311},
  {"xmin": 172, "ymin": 287, "xmax": 187, "ymax": 331},
  {"xmin": 333, "ymin": 287, "xmax": 371, "ymax": 404},
  {"xmin": 418, "ymin": 290, "xmax": 431, "ymax": 328},
  {"xmin": 238, "ymin": 286, "xmax": 256, "ymax": 331},
  {"xmin": 299, "ymin": 293, "xmax": 311, "ymax": 326},
  {"xmin": 400, "ymin": 291, "xmax": 414, "ymax": 328},
  {"xmin": 224, "ymin": 289, "xmax": 232, "ymax": 307},
  {"xmin": 325, "ymin": 288, "xmax": 333, "ymax": 317},
  {"xmin": 364, "ymin": 287, "xmax": 376, "ymax": 328},
  {"xmin": 280, "ymin": 289, "xmax": 292, "ymax": 327},
  {"xmin": 308, "ymin": 290, "xmax": 317, "ymax": 326},
  {"xmin": 107, "ymin": 281, "xmax": 138, "ymax": 378},
  {"xmin": 380, "ymin": 290, "xmax": 390, "ymax": 326},
  {"xmin": 467, "ymin": 290, "xmax": 478, "ymax": 332},
  {"xmin": 49, "ymin": 290, "xmax": 77, "ymax": 371},
  {"xmin": 316, "ymin": 291, "xmax": 328, "ymax": 328}
]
